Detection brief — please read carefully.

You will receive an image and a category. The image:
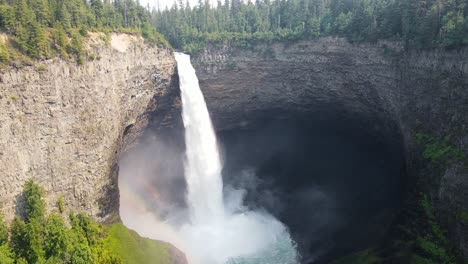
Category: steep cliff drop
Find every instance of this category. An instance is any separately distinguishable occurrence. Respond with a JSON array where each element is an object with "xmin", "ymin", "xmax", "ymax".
[{"xmin": 175, "ymin": 53, "xmax": 299, "ymax": 264}]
